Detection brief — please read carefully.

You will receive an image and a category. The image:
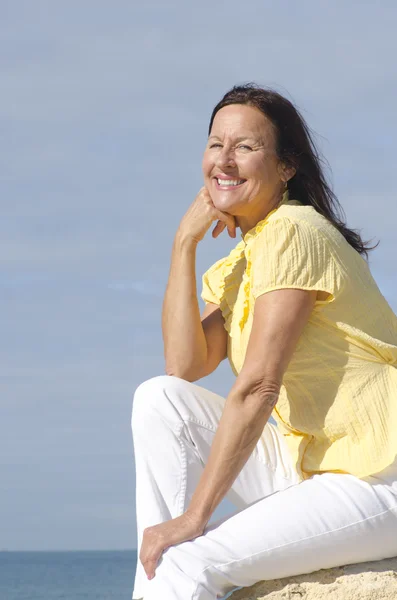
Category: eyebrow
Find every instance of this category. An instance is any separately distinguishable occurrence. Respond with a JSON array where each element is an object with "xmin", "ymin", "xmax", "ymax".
[{"xmin": 207, "ymin": 135, "xmax": 257, "ymax": 143}]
